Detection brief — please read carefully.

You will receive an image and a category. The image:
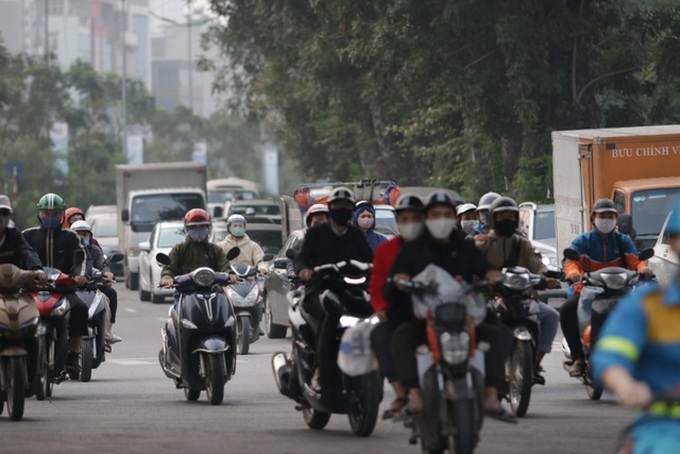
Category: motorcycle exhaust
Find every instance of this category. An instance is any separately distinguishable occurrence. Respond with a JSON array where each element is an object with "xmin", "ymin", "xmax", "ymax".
[{"xmin": 272, "ymin": 352, "xmax": 292, "ymax": 396}]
